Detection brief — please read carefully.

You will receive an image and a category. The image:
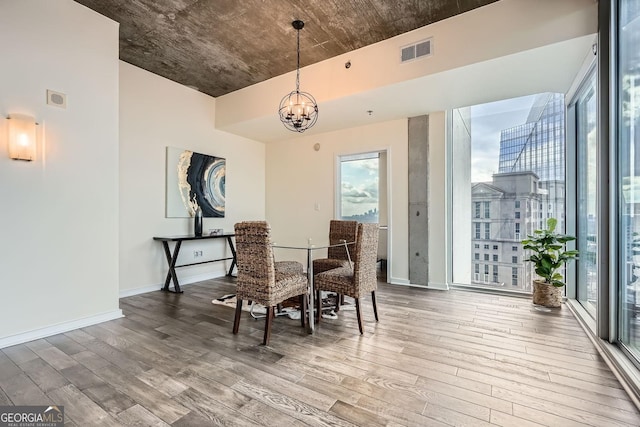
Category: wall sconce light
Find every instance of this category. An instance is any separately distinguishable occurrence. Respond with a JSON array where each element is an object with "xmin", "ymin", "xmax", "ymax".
[{"xmin": 7, "ymin": 114, "xmax": 37, "ymax": 161}]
